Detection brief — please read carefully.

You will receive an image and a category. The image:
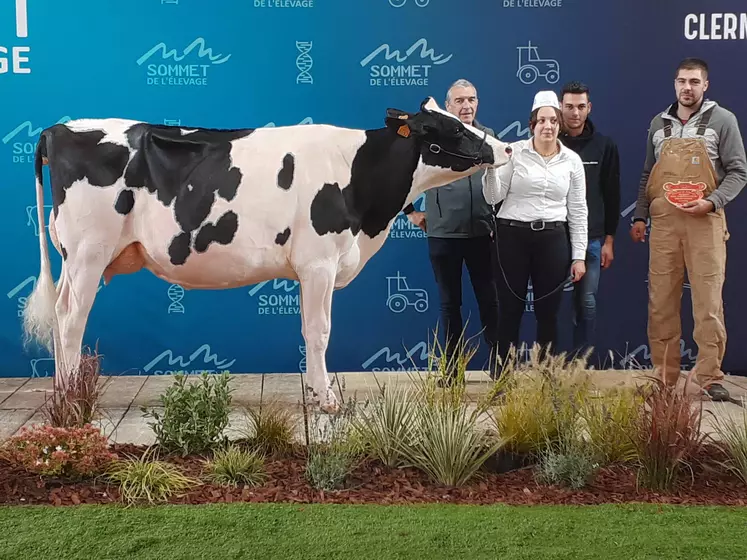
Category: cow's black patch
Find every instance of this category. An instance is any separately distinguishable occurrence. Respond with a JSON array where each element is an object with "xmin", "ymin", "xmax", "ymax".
[
  {"xmin": 123, "ymin": 124, "xmax": 252, "ymax": 208},
  {"xmin": 123, "ymin": 123, "xmax": 254, "ymax": 265},
  {"xmin": 60, "ymin": 245, "xmax": 68, "ymax": 261},
  {"xmin": 41, "ymin": 124, "xmax": 131, "ymax": 219},
  {"xmin": 309, "ymin": 129, "xmax": 420, "ymax": 238},
  {"xmin": 275, "ymin": 227, "xmax": 291, "ymax": 246},
  {"xmin": 168, "ymin": 232, "xmax": 192, "ymax": 266},
  {"xmin": 277, "ymin": 153, "xmax": 294, "ymax": 190},
  {"xmin": 194, "ymin": 211, "xmax": 239, "ymax": 253},
  {"xmin": 114, "ymin": 189, "xmax": 135, "ymax": 215},
  {"xmin": 310, "ymin": 182, "xmax": 359, "ymax": 236}
]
